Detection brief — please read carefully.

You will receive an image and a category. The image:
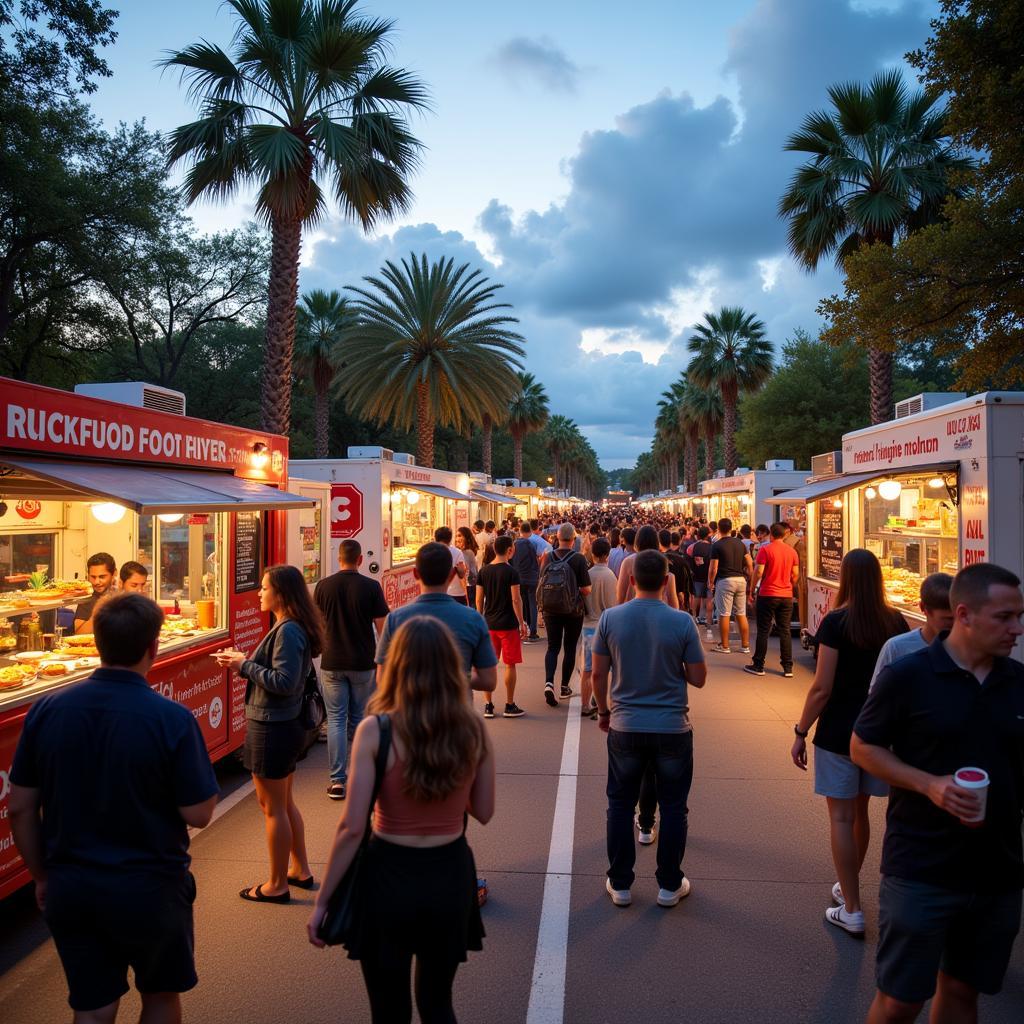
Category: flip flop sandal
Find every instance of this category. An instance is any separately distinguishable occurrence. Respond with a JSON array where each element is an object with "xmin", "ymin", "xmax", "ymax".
[
  {"xmin": 288, "ymin": 875, "xmax": 316, "ymax": 890},
  {"xmin": 239, "ymin": 883, "xmax": 290, "ymax": 903},
  {"xmin": 477, "ymin": 878, "xmax": 488, "ymax": 907}
]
